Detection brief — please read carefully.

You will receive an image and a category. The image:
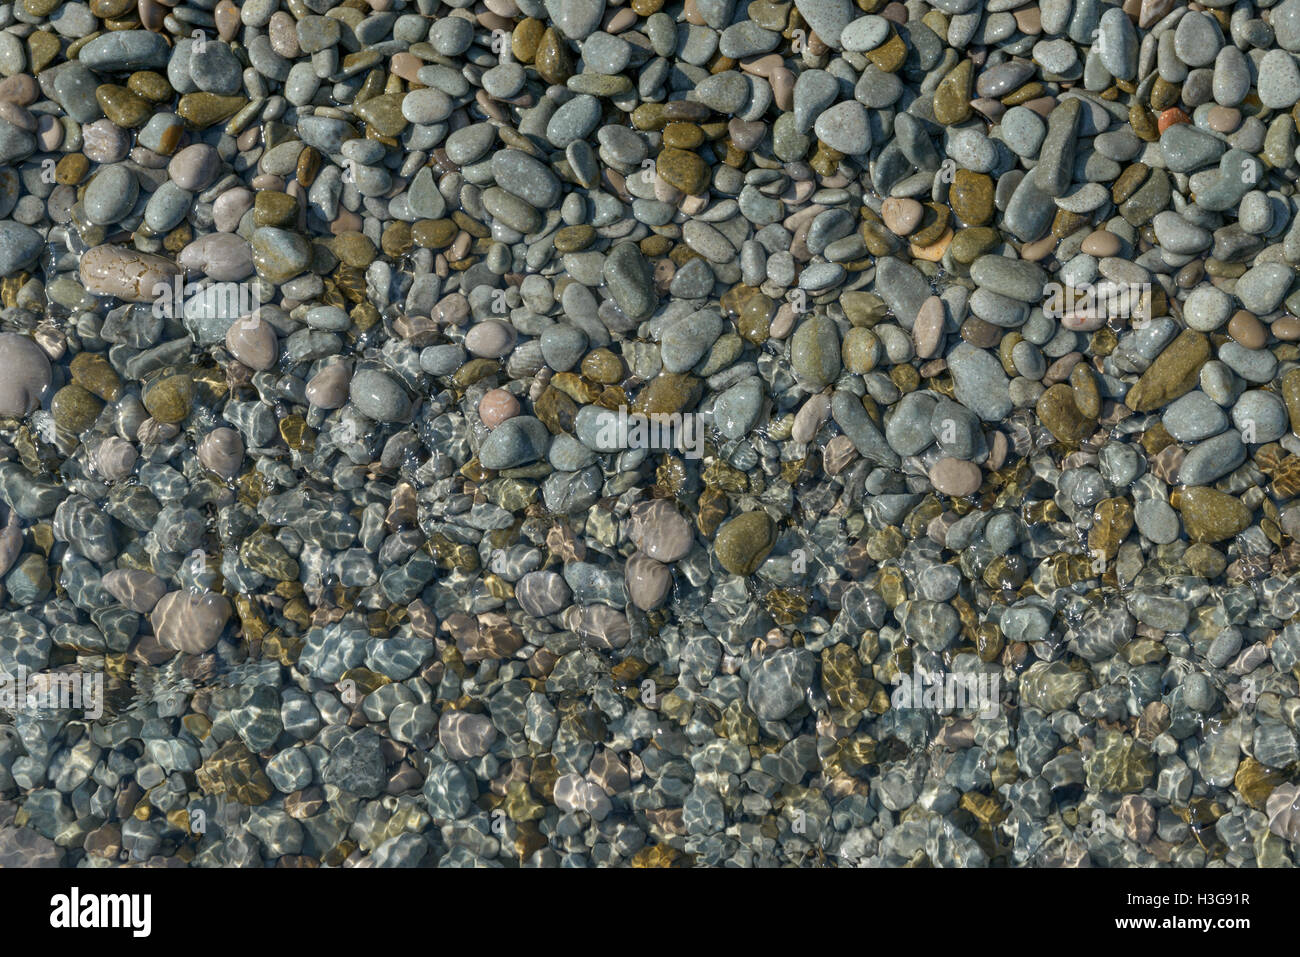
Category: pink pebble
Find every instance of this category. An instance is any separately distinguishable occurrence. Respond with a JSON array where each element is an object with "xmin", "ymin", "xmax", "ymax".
[{"xmin": 478, "ymin": 389, "xmax": 520, "ymax": 428}]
